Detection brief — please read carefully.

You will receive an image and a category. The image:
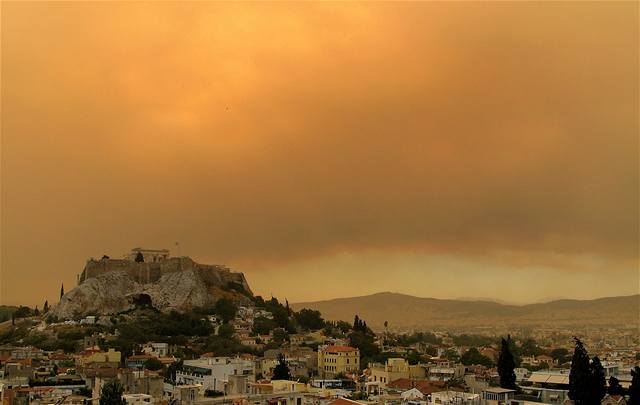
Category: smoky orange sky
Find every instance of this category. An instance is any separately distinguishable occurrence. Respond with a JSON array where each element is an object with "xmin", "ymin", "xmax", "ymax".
[{"xmin": 1, "ymin": 1, "xmax": 638, "ymax": 307}]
